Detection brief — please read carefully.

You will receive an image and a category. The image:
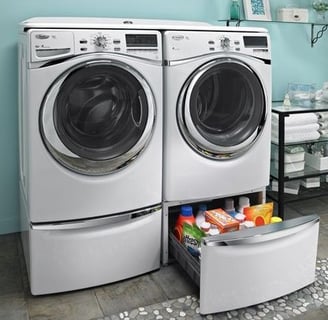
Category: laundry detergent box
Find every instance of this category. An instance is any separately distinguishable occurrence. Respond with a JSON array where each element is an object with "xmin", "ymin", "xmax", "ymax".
[{"xmin": 205, "ymin": 208, "xmax": 240, "ymax": 233}]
